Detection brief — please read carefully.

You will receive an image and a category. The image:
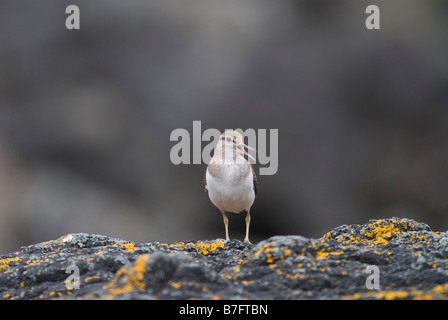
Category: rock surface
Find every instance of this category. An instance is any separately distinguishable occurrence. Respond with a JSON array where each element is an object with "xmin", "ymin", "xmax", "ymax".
[{"xmin": 1, "ymin": 217, "xmax": 448, "ymax": 300}]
